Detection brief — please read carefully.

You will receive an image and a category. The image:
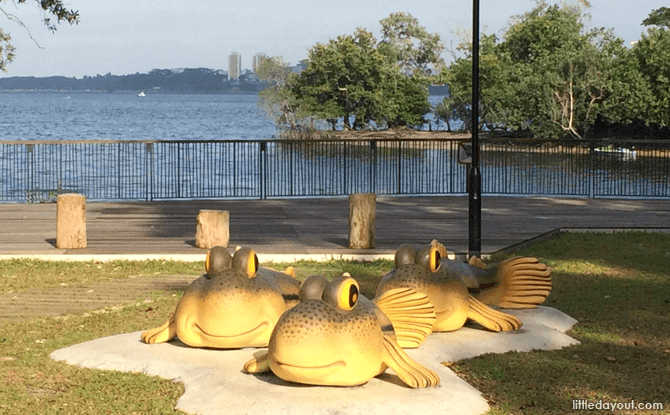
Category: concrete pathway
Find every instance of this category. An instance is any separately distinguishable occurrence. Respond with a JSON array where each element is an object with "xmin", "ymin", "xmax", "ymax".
[{"xmin": 51, "ymin": 307, "xmax": 579, "ymax": 415}]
